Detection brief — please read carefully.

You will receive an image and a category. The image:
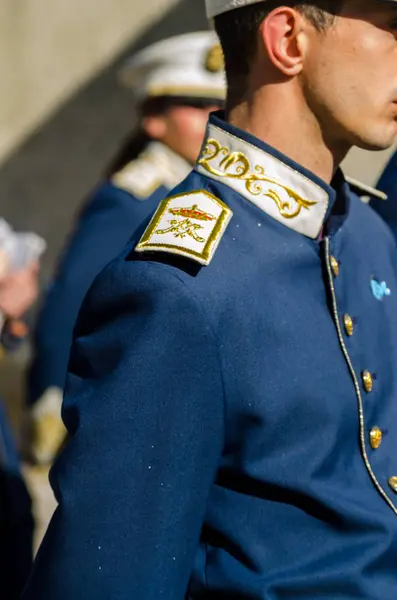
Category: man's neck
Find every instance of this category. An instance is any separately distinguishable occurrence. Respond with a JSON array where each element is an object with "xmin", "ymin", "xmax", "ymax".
[{"xmin": 227, "ymin": 89, "xmax": 350, "ymax": 185}]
